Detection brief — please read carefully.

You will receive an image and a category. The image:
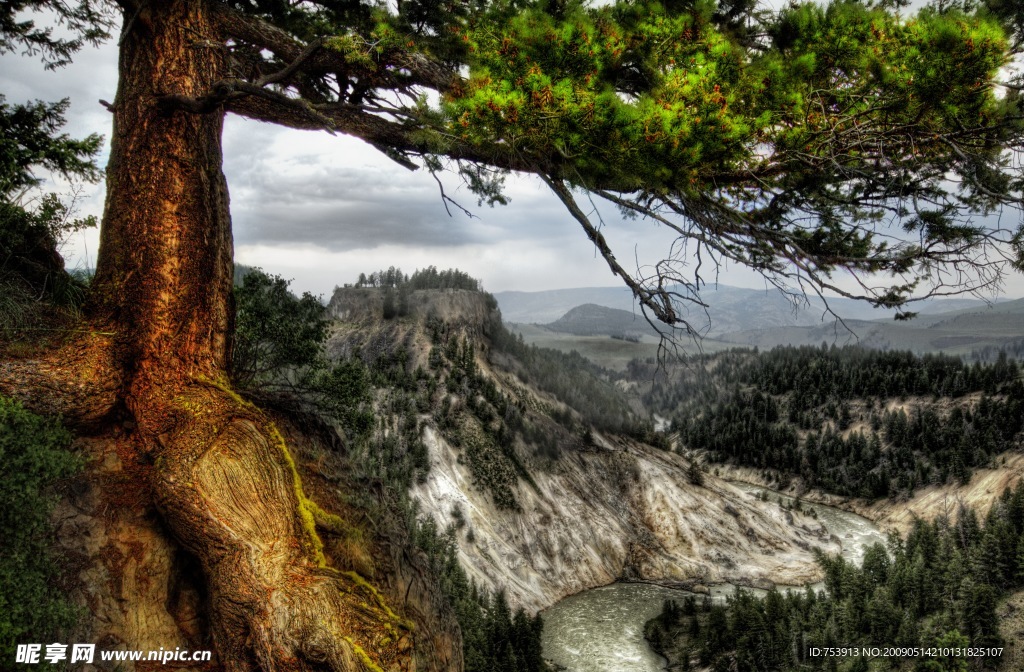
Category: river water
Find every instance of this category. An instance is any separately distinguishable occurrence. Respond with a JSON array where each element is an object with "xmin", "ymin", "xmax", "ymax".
[
  {"xmin": 540, "ymin": 483, "xmax": 887, "ymax": 672},
  {"xmin": 730, "ymin": 483, "xmax": 886, "ymax": 568}
]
